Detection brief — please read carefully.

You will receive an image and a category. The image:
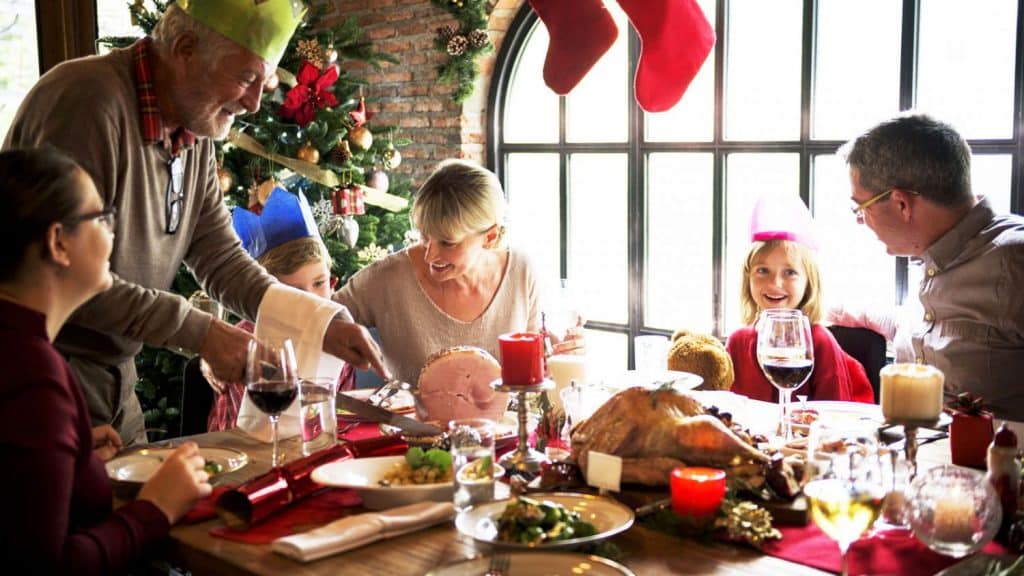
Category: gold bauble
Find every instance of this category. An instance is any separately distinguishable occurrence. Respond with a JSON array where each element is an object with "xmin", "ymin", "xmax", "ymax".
[
  {"xmin": 216, "ymin": 166, "xmax": 233, "ymax": 194},
  {"xmin": 325, "ymin": 46, "xmax": 338, "ymax": 64},
  {"xmin": 382, "ymin": 148, "xmax": 402, "ymax": 170},
  {"xmin": 348, "ymin": 125, "xmax": 373, "ymax": 151},
  {"xmin": 297, "ymin": 142, "xmax": 320, "ymax": 164},
  {"xmin": 256, "ymin": 179, "xmax": 278, "ymax": 205}
]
